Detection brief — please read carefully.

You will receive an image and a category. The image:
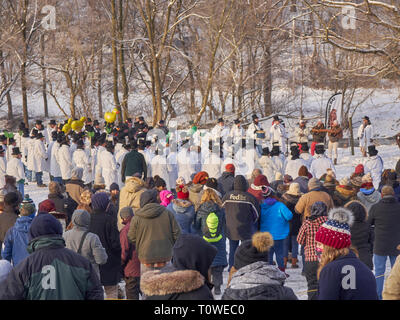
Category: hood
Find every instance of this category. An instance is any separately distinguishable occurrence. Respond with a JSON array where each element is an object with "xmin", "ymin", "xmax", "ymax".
[
  {"xmin": 189, "ymin": 183, "xmax": 203, "ymax": 194},
  {"xmin": 282, "ymin": 193, "xmax": 301, "ymax": 204},
  {"xmin": 357, "ymin": 190, "xmax": 381, "ymax": 203},
  {"xmin": 229, "ymin": 261, "xmax": 287, "ymax": 290},
  {"xmin": 140, "ymin": 268, "xmax": 205, "ymax": 297},
  {"xmin": 171, "ymin": 199, "xmax": 193, "ymax": 212},
  {"xmin": 27, "ymin": 235, "xmax": 65, "ymax": 254},
  {"xmin": 71, "ymin": 209, "xmax": 90, "ymax": 229},
  {"xmin": 125, "ymin": 177, "xmax": 145, "ymax": 193},
  {"xmin": 135, "ymin": 203, "xmax": 165, "ymax": 219},
  {"xmin": 14, "ymin": 216, "xmax": 34, "ymax": 233},
  {"xmin": 345, "ymin": 200, "xmax": 367, "ymax": 222},
  {"xmin": 234, "ymin": 175, "xmax": 248, "ymax": 192},
  {"xmin": 199, "ymin": 201, "xmax": 220, "ymax": 214},
  {"xmin": 140, "ymin": 189, "xmax": 158, "ymax": 207},
  {"xmin": 262, "ymin": 197, "xmax": 278, "ymax": 207},
  {"xmin": 172, "ymin": 233, "xmax": 217, "ymax": 280},
  {"xmin": 220, "ymin": 171, "xmax": 234, "ymax": 180},
  {"xmin": 29, "ymin": 213, "xmax": 63, "ymax": 240}
]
